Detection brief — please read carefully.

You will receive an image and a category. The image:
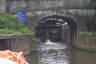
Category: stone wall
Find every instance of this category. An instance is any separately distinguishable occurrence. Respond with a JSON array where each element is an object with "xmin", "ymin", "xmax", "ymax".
[
  {"xmin": 0, "ymin": 0, "xmax": 90, "ymax": 14},
  {"xmin": 28, "ymin": 9, "xmax": 96, "ymax": 31},
  {"xmin": 77, "ymin": 33, "xmax": 96, "ymax": 51},
  {"xmin": 0, "ymin": 0, "xmax": 6, "ymax": 14},
  {"xmin": 0, "ymin": 34, "xmax": 33, "ymax": 55}
]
